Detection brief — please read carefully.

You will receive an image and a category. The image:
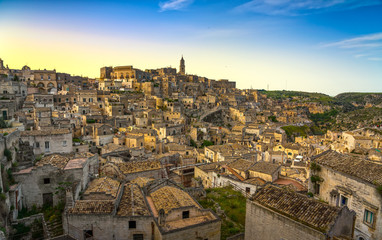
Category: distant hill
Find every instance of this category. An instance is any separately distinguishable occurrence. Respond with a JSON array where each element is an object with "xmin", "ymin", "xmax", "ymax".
[
  {"xmin": 334, "ymin": 92, "xmax": 382, "ymax": 107},
  {"xmin": 259, "ymin": 90, "xmax": 333, "ymax": 104},
  {"xmin": 333, "ymin": 107, "xmax": 382, "ymax": 131},
  {"xmin": 258, "ymin": 90, "xmax": 382, "ymax": 132}
]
